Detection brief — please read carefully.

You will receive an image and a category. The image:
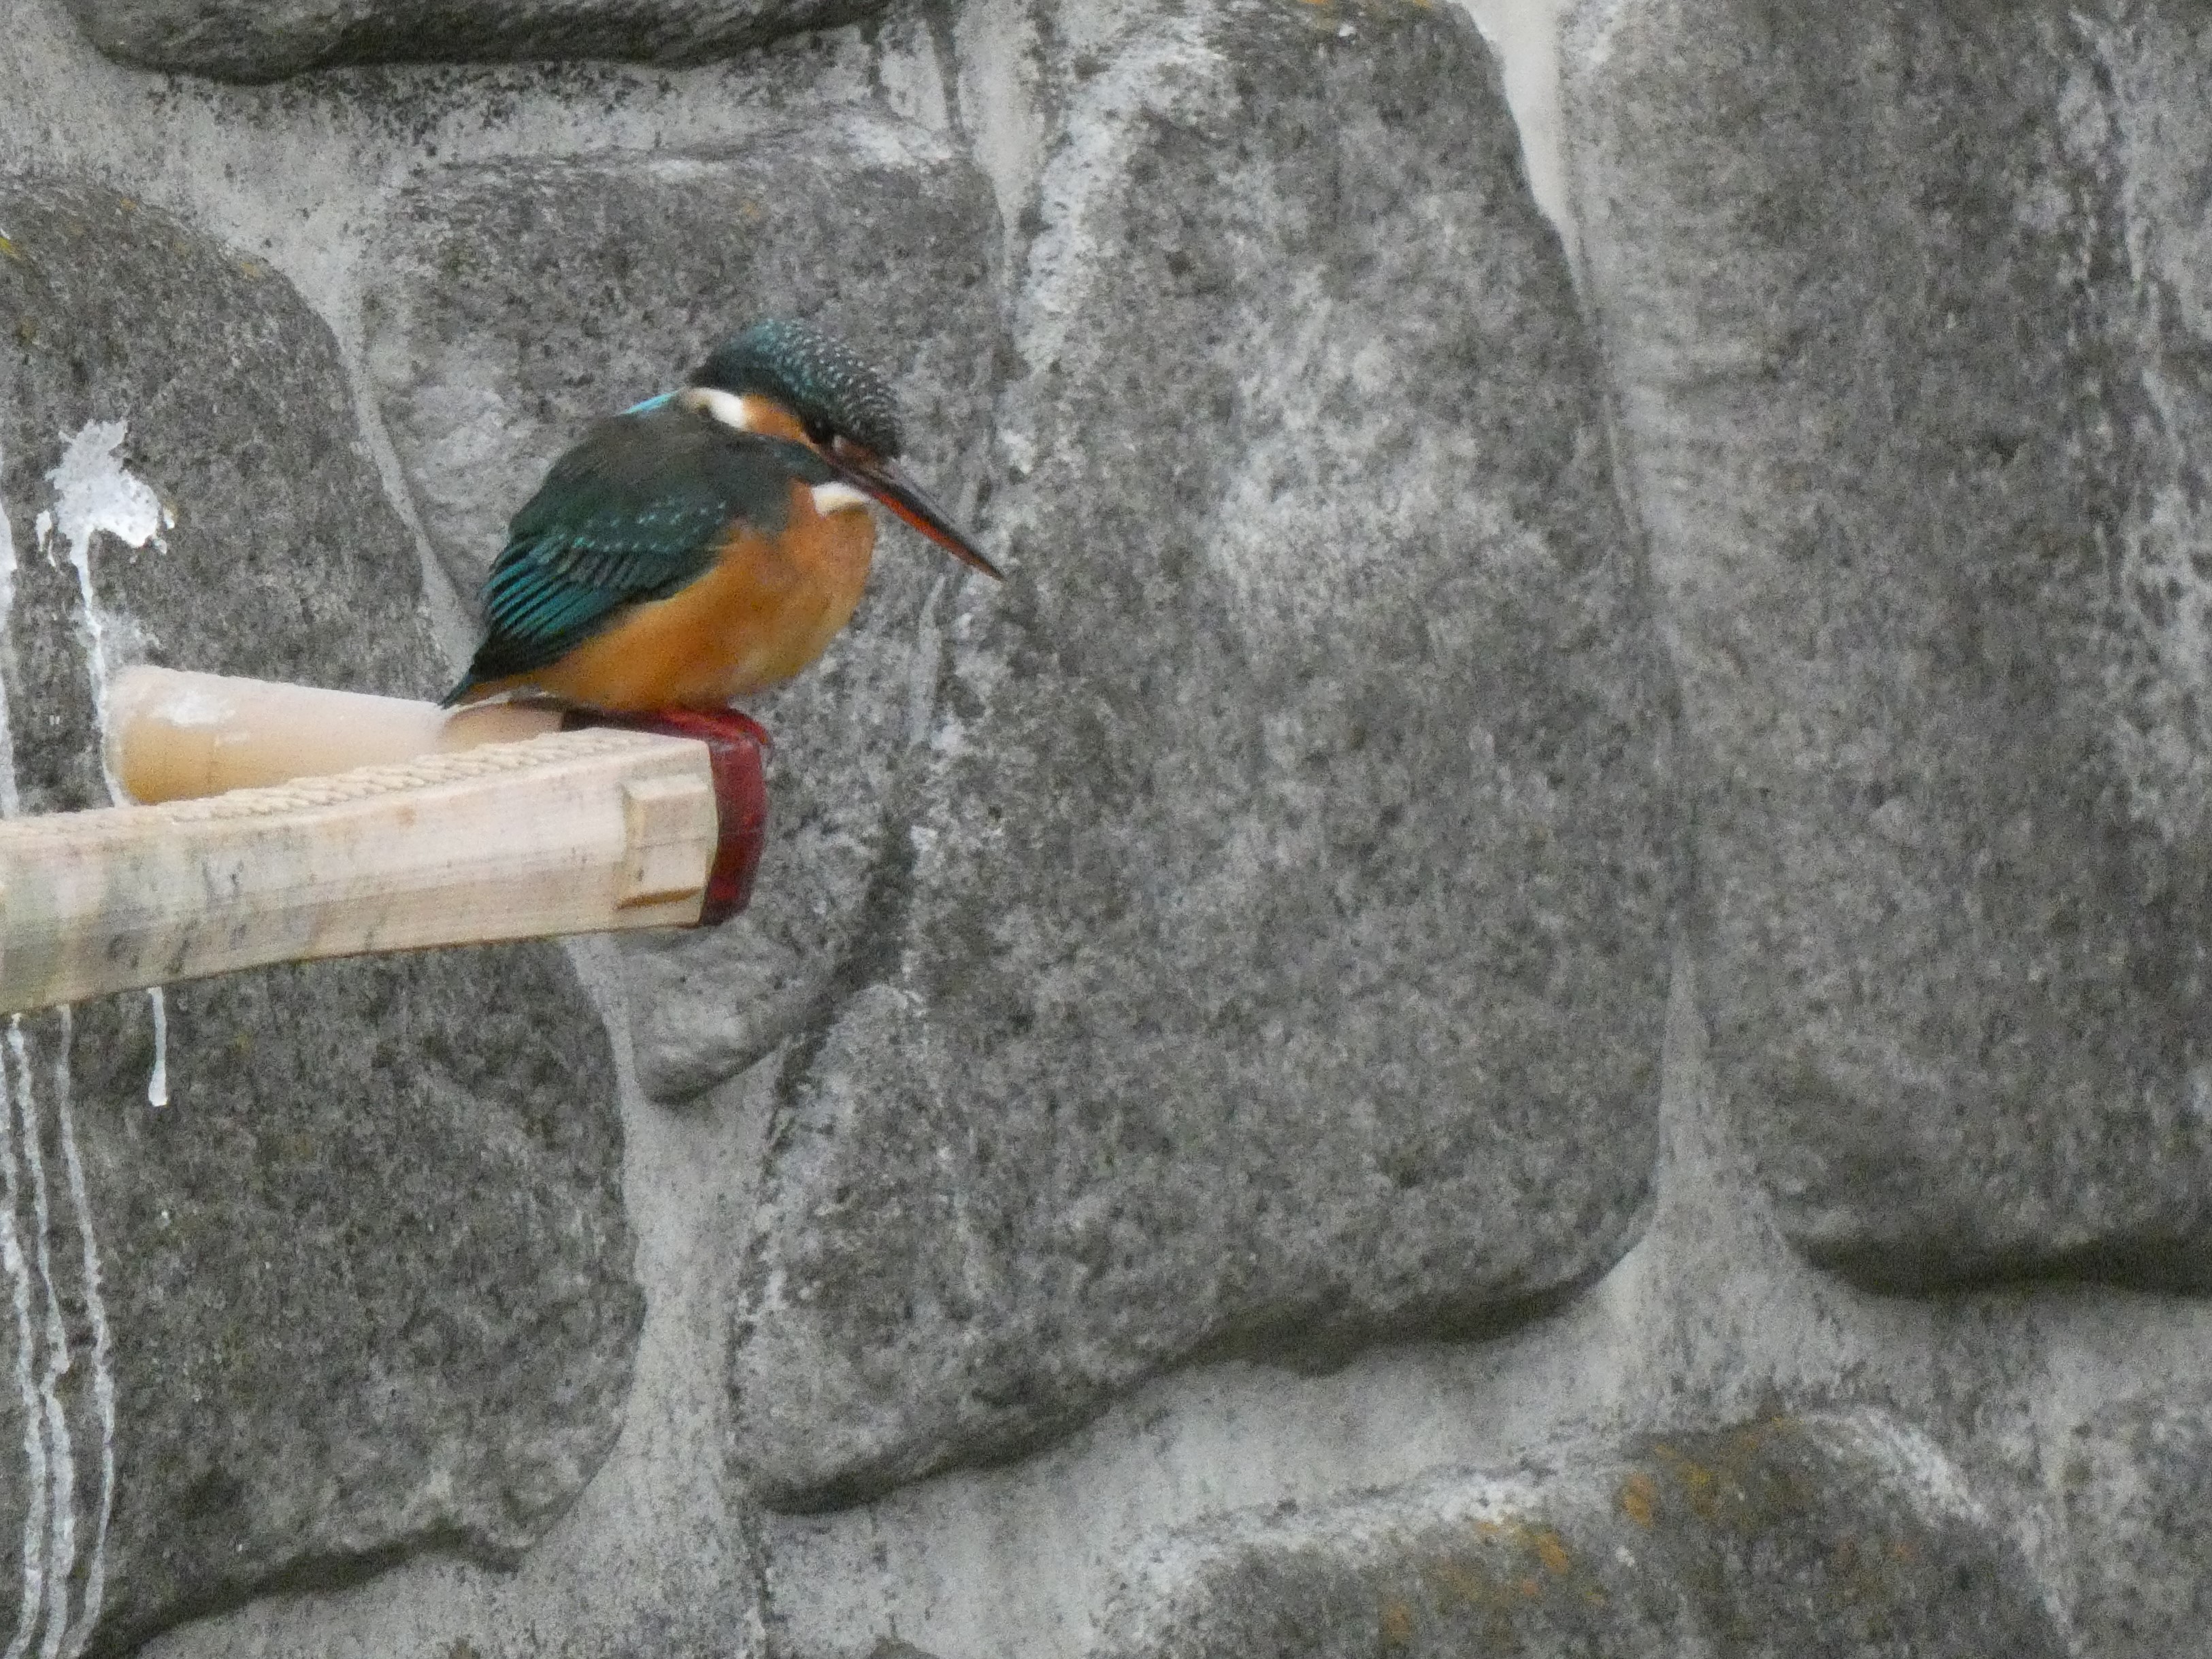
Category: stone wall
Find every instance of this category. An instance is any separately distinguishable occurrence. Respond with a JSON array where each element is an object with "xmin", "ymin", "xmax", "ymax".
[{"xmin": 0, "ymin": 0, "xmax": 2202, "ymax": 1654}]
